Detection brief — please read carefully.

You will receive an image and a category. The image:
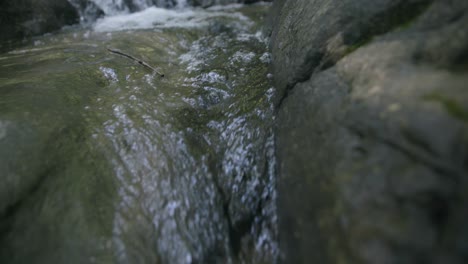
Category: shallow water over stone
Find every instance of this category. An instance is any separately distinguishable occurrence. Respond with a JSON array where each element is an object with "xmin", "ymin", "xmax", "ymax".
[{"xmin": 0, "ymin": 3, "xmax": 277, "ymax": 263}]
